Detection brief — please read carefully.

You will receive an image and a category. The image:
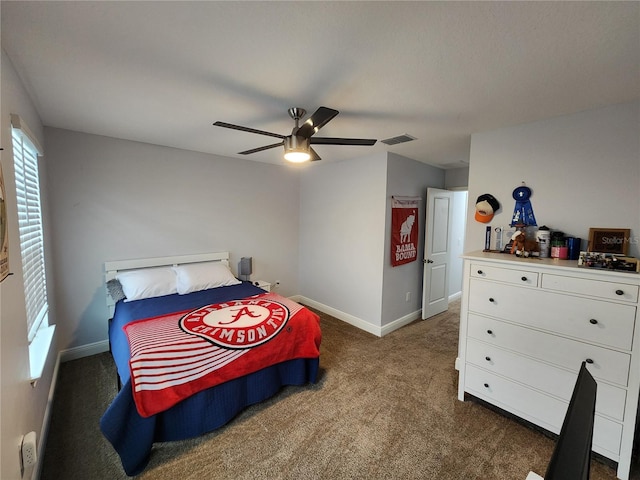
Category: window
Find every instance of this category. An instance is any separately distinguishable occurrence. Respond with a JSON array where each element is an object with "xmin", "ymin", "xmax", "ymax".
[{"xmin": 11, "ymin": 114, "xmax": 53, "ymax": 381}]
